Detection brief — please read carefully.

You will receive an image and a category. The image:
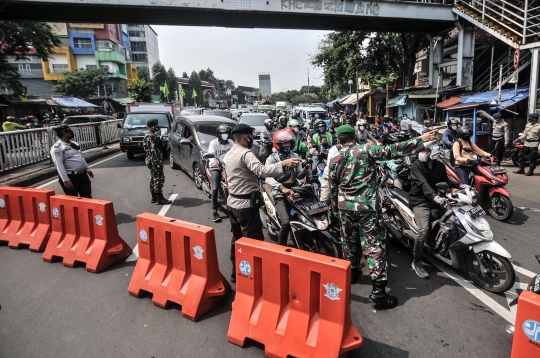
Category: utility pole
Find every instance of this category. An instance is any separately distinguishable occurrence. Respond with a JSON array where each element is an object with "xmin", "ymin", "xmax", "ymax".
[{"xmin": 307, "ymin": 69, "xmax": 310, "ymax": 93}]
